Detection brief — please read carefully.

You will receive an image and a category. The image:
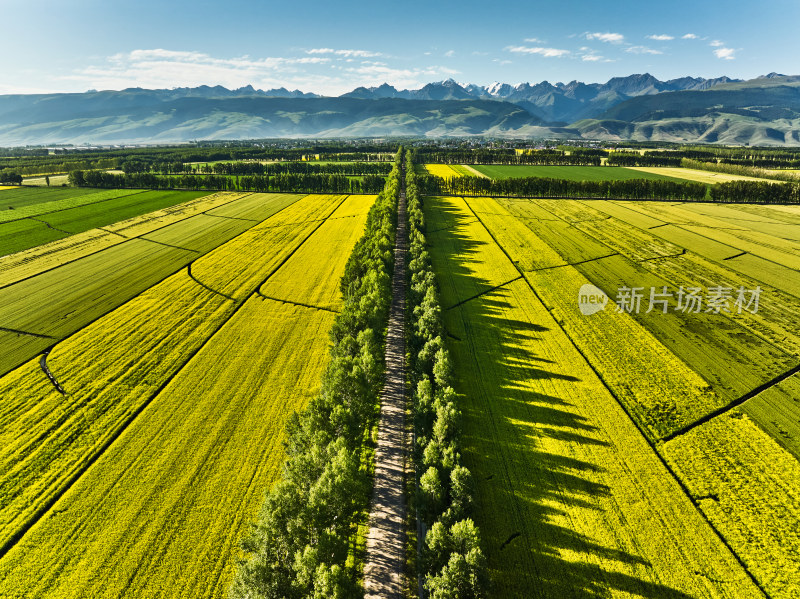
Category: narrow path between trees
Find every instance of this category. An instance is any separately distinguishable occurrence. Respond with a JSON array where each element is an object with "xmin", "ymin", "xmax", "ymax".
[{"xmin": 363, "ymin": 175, "xmax": 408, "ymax": 598}]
